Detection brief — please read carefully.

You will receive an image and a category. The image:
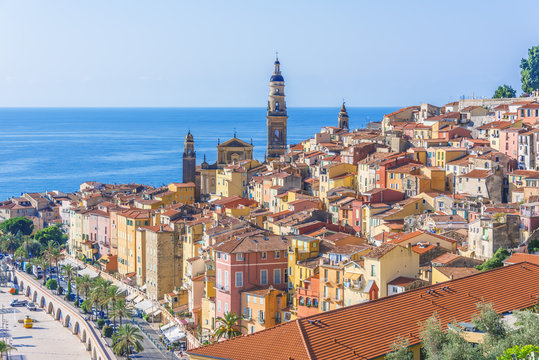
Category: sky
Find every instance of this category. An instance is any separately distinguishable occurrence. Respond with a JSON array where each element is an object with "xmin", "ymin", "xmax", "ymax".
[{"xmin": 1, "ymin": 0, "xmax": 538, "ymax": 107}]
